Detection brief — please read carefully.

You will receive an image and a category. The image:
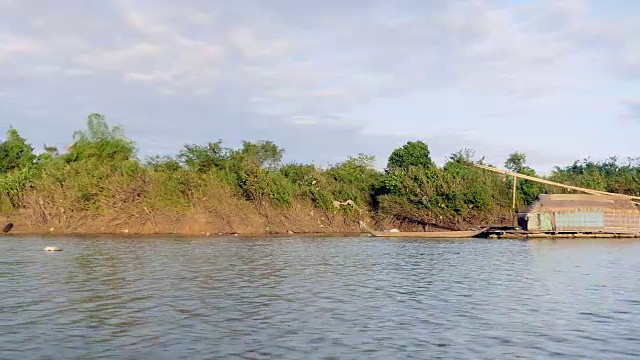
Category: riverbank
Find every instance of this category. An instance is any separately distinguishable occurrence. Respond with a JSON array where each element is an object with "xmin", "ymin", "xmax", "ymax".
[
  {"xmin": 1, "ymin": 209, "xmax": 495, "ymax": 237},
  {"xmin": 3, "ymin": 113, "xmax": 635, "ymax": 238},
  {"xmin": 2, "ymin": 203, "xmax": 507, "ymax": 236},
  {"xmin": 1, "ymin": 230, "xmax": 372, "ymax": 239},
  {"xmin": 0, "ymin": 203, "xmax": 376, "ymax": 236},
  {"xmin": 1, "ymin": 206, "xmax": 499, "ymax": 237}
]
